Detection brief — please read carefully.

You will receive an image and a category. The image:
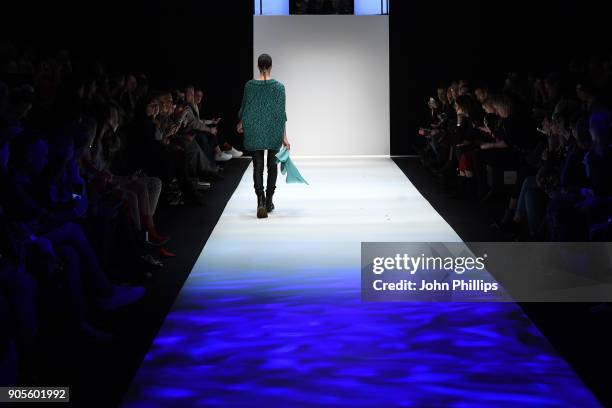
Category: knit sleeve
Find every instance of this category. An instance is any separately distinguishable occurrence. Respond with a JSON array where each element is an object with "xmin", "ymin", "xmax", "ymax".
[
  {"xmin": 280, "ymin": 84, "xmax": 287, "ymax": 122},
  {"xmin": 238, "ymin": 82, "xmax": 248, "ymax": 120}
]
